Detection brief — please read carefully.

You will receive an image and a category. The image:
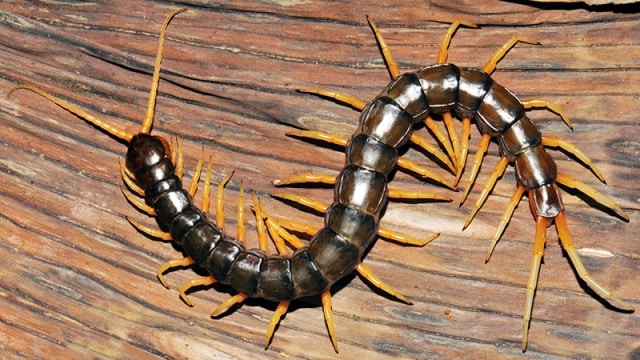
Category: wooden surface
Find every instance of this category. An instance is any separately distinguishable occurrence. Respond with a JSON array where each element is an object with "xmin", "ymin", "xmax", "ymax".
[{"xmin": 1, "ymin": 1, "xmax": 639, "ymax": 359}]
